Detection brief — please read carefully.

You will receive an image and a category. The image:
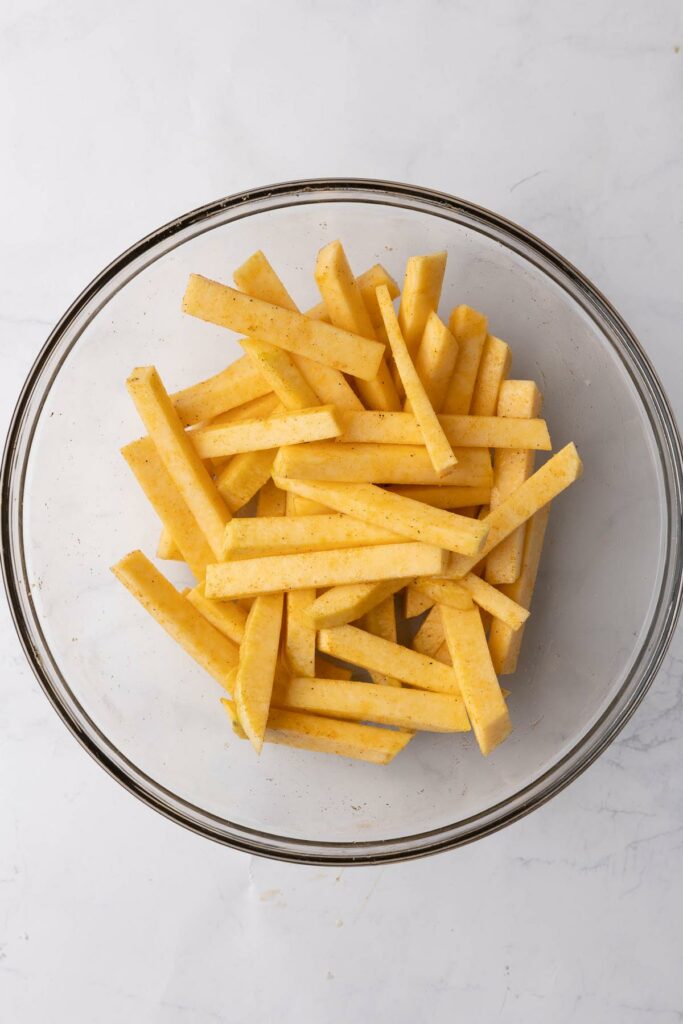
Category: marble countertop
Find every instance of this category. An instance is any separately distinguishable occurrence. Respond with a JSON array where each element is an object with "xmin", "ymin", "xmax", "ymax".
[{"xmin": 1, "ymin": 2, "xmax": 682, "ymax": 1021}]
